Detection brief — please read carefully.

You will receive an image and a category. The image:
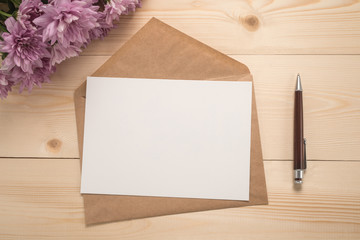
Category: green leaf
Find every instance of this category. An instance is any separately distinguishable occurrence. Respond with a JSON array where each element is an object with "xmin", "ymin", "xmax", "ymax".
[
  {"xmin": 0, "ymin": 21, "xmax": 7, "ymax": 34},
  {"xmin": 0, "ymin": 14, "xmax": 7, "ymax": 21},
  {"xmin": 11, "ymin": 9, "xmax": 16, "ymax": 19},
  {"xmin": 0, "ymin": 23, "xmax": 6, "ymax": 33},
  {"xmin": 7, "ymin": 0, "xmax": 15, "ymax": 13},
  {"xmin": 1, "ymin": 52, "xmax": 8, "ymax": 60},
  {"xmin": 9, "ymin": 0, "xmax": 20, "ymax": 8}
]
